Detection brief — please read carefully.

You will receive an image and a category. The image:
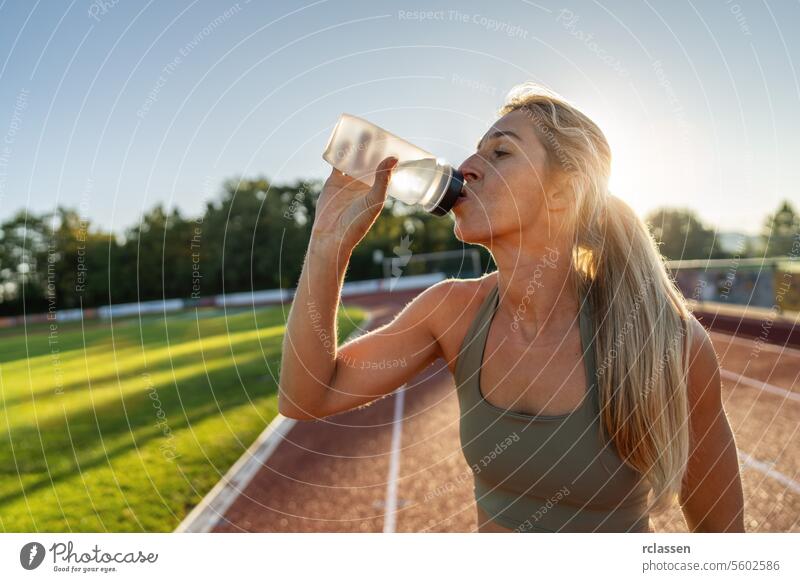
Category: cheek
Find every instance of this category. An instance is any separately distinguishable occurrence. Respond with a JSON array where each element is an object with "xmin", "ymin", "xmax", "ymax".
[
  {"xmin": 461, "ymin": 157, "xmax": 548, "ymax": 230},
  {"xmin": 491, "ymin": 163, "xmax": 546, "ymax": 219}
]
